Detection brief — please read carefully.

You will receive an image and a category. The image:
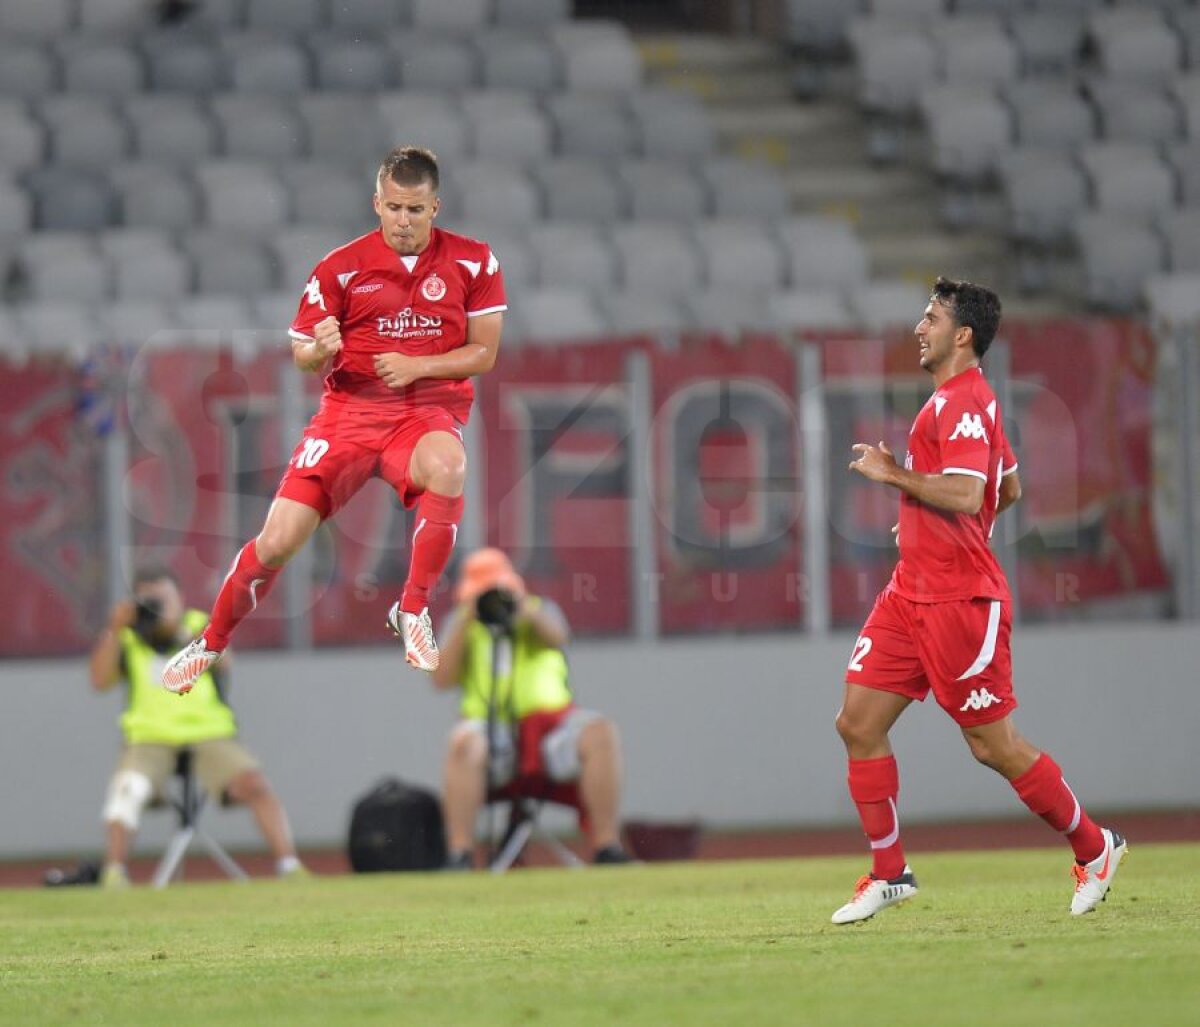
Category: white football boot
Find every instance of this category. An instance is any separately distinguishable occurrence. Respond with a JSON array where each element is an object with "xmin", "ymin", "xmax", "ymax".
[
  {"xmin": 1070, "ymin": 827, "xmax": 1127, "ymax": 916},
  {"xmin": 387, "ymin": 603, "xmax": 440, "ymax": 672},
  {"xmin": 831, "ymin": 866, "xmax": 919, "ymax": 925},
  {"xmin": 161, "ymin": 637, "xmax": 223, "ymax": 694}
]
